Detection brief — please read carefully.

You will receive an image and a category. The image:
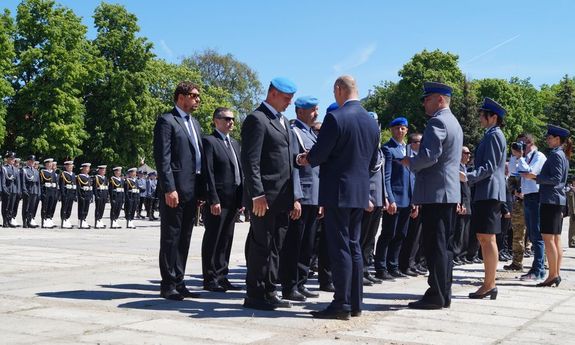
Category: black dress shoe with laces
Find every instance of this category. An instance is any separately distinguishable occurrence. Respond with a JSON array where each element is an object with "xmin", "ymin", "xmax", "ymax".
[
  {"xmin": 298, "ymin": 286, "xmax": 319, "ymax": 298},
  {"xmin": 310, "ymin": 308, "xmax": 350, "ymax": 320},
  {"xmin": 203, "ymin": 283, "xmax": 226, "ymax": 292},
  {"xmin": 408, "ymin": 299, "xmax": 444, "ymax": 310},
  {"xmin": 402, "ymin": 268, "xmax": 419, "ymax": 277},
  {"xmin": 267, "ymin": 293, "xmax": 292, "ymax": 308},
  {"xmin": 176, "ymin": 287, "xmax": 201, "ymax": 298},
  {"xmin": 219, "ymin": 278, "xmax": 241, "ymax": 291},
  {"xmin": 283, "ymin": 290, "xmax": 306, "ymax": 302},
  {"xmin": 243, "ymin": 296, "xmax": 276, "ymax": 311},
  {"xmin": 374, "ymin": 270, "xmax": 396, "ymax": 280},
  {"xmin": 364, "ymin": 272, "xmax": 383, "ymax": 284},
  {"xmin": 389, "ymin": 269, "xmax": 407, "ymax": 278},
  {"xmin": 160, "ymin": 289, "xmax": 184, "ymax": 301},
  {"xmin": 319, "ymin": 283, "xmax": 335, "ymax": 292}
]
